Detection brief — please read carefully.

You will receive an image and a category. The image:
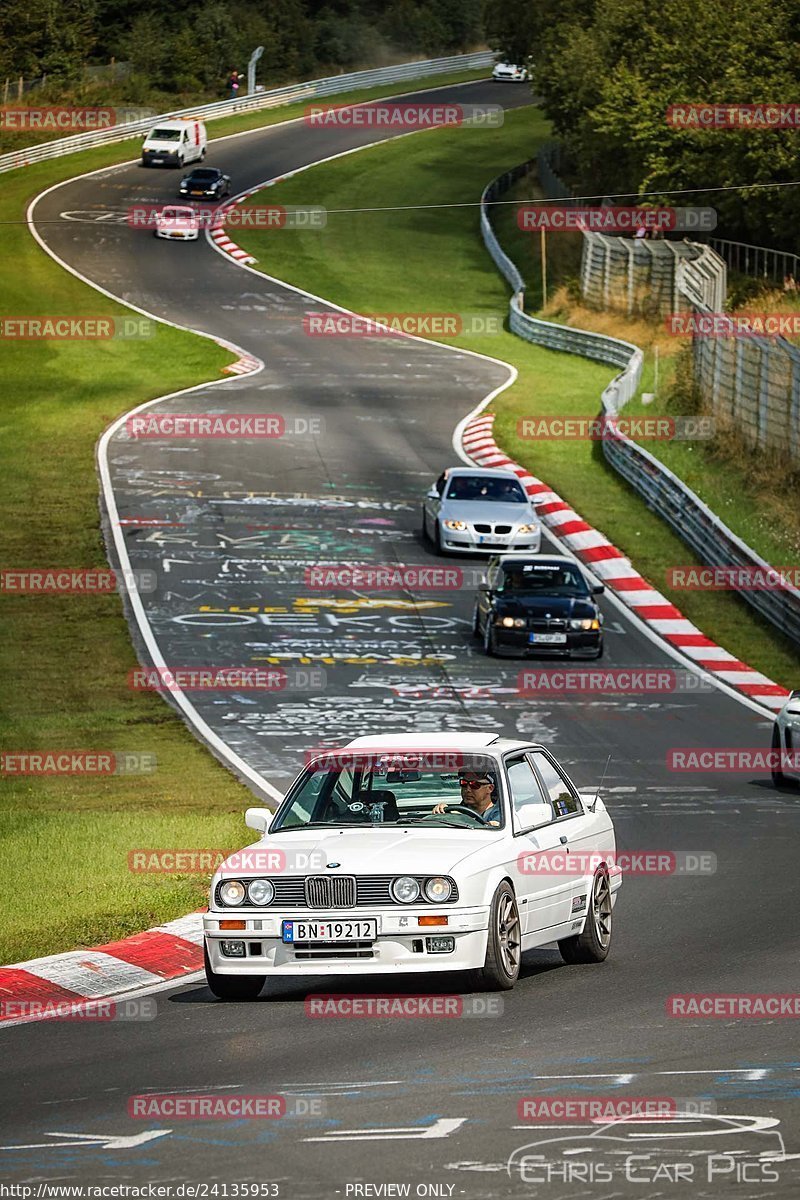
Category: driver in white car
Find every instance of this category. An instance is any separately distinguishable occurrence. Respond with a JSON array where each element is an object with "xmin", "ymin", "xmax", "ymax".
[{"xmin": 432, "ymin": 771, "xmax": 502, "ymax": 825}]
